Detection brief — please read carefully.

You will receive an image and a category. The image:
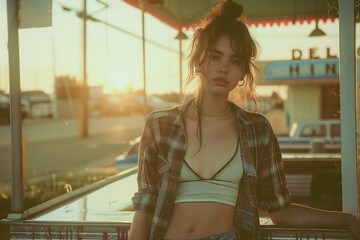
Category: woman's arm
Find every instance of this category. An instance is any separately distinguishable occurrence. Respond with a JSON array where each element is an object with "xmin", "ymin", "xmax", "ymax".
[
  {"xmin": 269, "ymin": 203, "xmax": 360, "ymax": 239},
  {"xmin": 256, "ymin": 121, "xmax": 360, "ymax": 238},
  {"xmin": 130, "ymin": 116, "xmax": 159, "ymax": 239},
  {"xmin": 128, "ymin": 211, "xmax": 153, "ymax": 240}
]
